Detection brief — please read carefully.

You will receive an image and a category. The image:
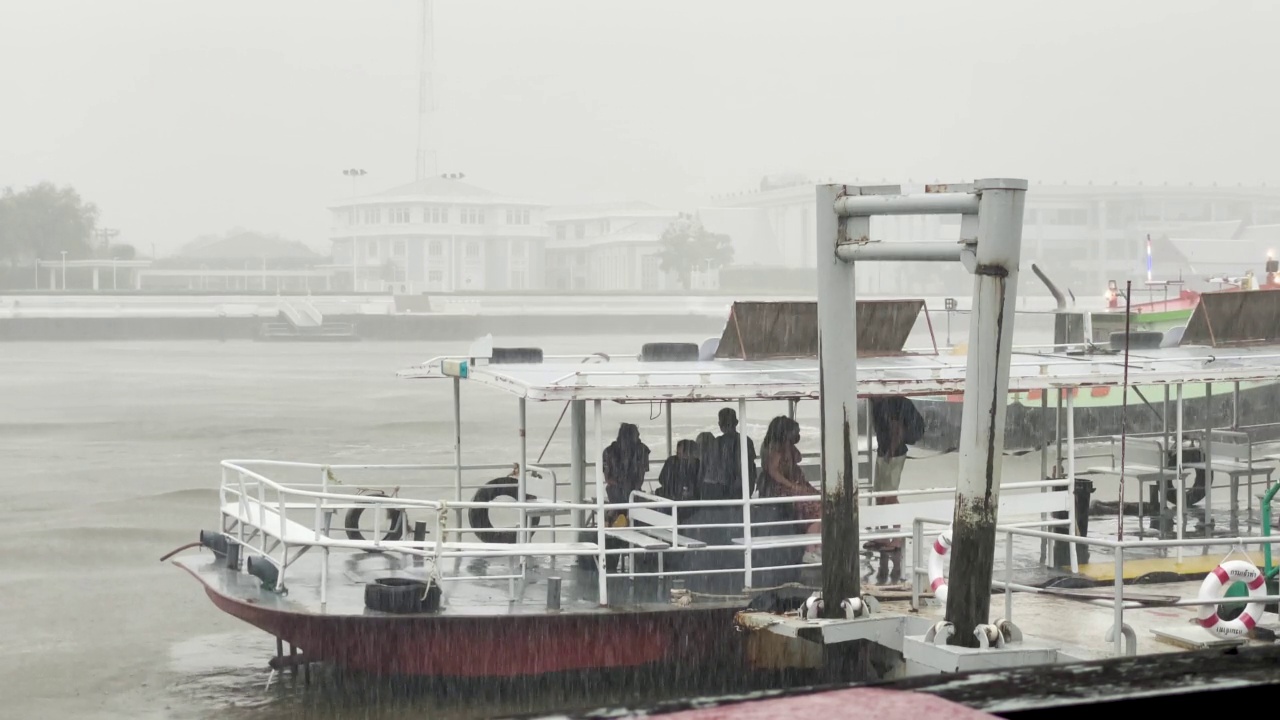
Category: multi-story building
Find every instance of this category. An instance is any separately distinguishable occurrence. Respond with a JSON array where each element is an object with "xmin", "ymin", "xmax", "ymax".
[
  {"xmin": 703, "ymin": 176, "xmax": 1280, "ymax": 297},
  {"xmin": 545, "ymin": 201, "xmax": 714, "ymax": 292},
  {"xmin": 328, "ymin": 175, "xmax": 547, "ymax": 293}
]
